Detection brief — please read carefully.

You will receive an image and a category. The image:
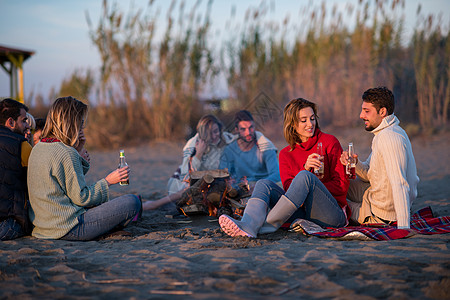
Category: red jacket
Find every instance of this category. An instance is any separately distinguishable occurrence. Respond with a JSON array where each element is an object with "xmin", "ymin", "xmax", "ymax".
[{"xmin": 279, "ymin": 129, "xmax": 350, "ymax": 217}]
